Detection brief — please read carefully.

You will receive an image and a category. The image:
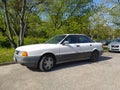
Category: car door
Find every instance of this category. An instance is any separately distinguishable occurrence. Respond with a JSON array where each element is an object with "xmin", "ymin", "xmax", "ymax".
[
  {"xmin": 75, "ymin": 35, "xmax": 94, "ymax": 59},
  {"xmin": 58, "ymin": 35, "xmax": 79, "ymax": 62}
]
